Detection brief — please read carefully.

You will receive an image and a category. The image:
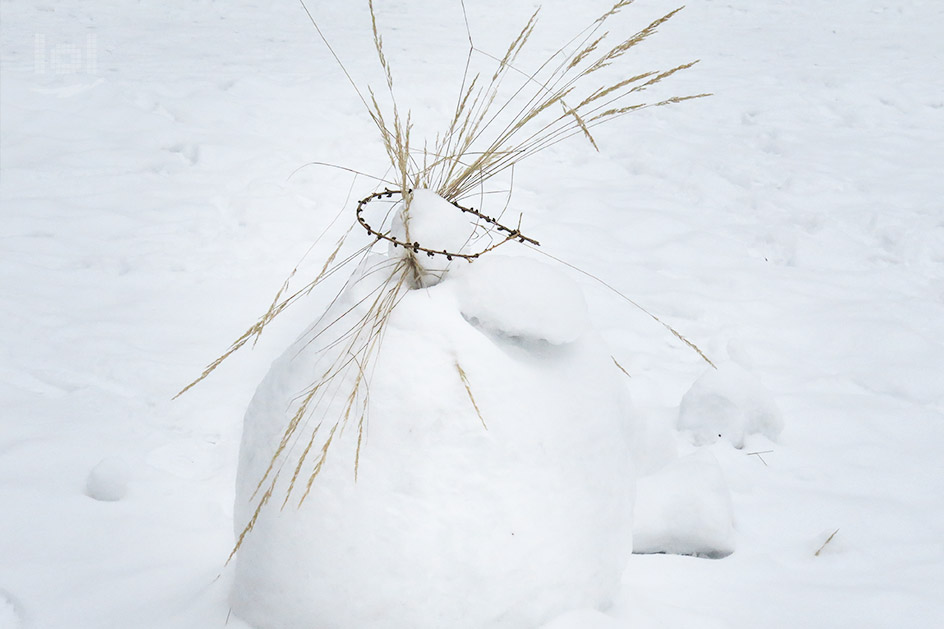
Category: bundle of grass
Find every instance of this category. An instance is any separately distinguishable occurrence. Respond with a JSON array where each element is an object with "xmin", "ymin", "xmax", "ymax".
[{"xmin": 179, "ymin": 2, "xmax": 710, "ymax": 627}]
